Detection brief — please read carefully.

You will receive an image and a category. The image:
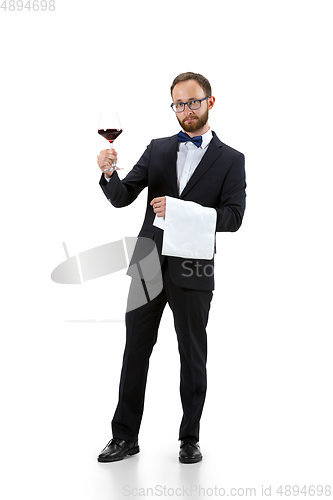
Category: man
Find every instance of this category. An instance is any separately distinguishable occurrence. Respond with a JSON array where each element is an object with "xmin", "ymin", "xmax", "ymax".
[{"xmin": 96, "ymin": 72, "xmax": 246, "ymax": 463}]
